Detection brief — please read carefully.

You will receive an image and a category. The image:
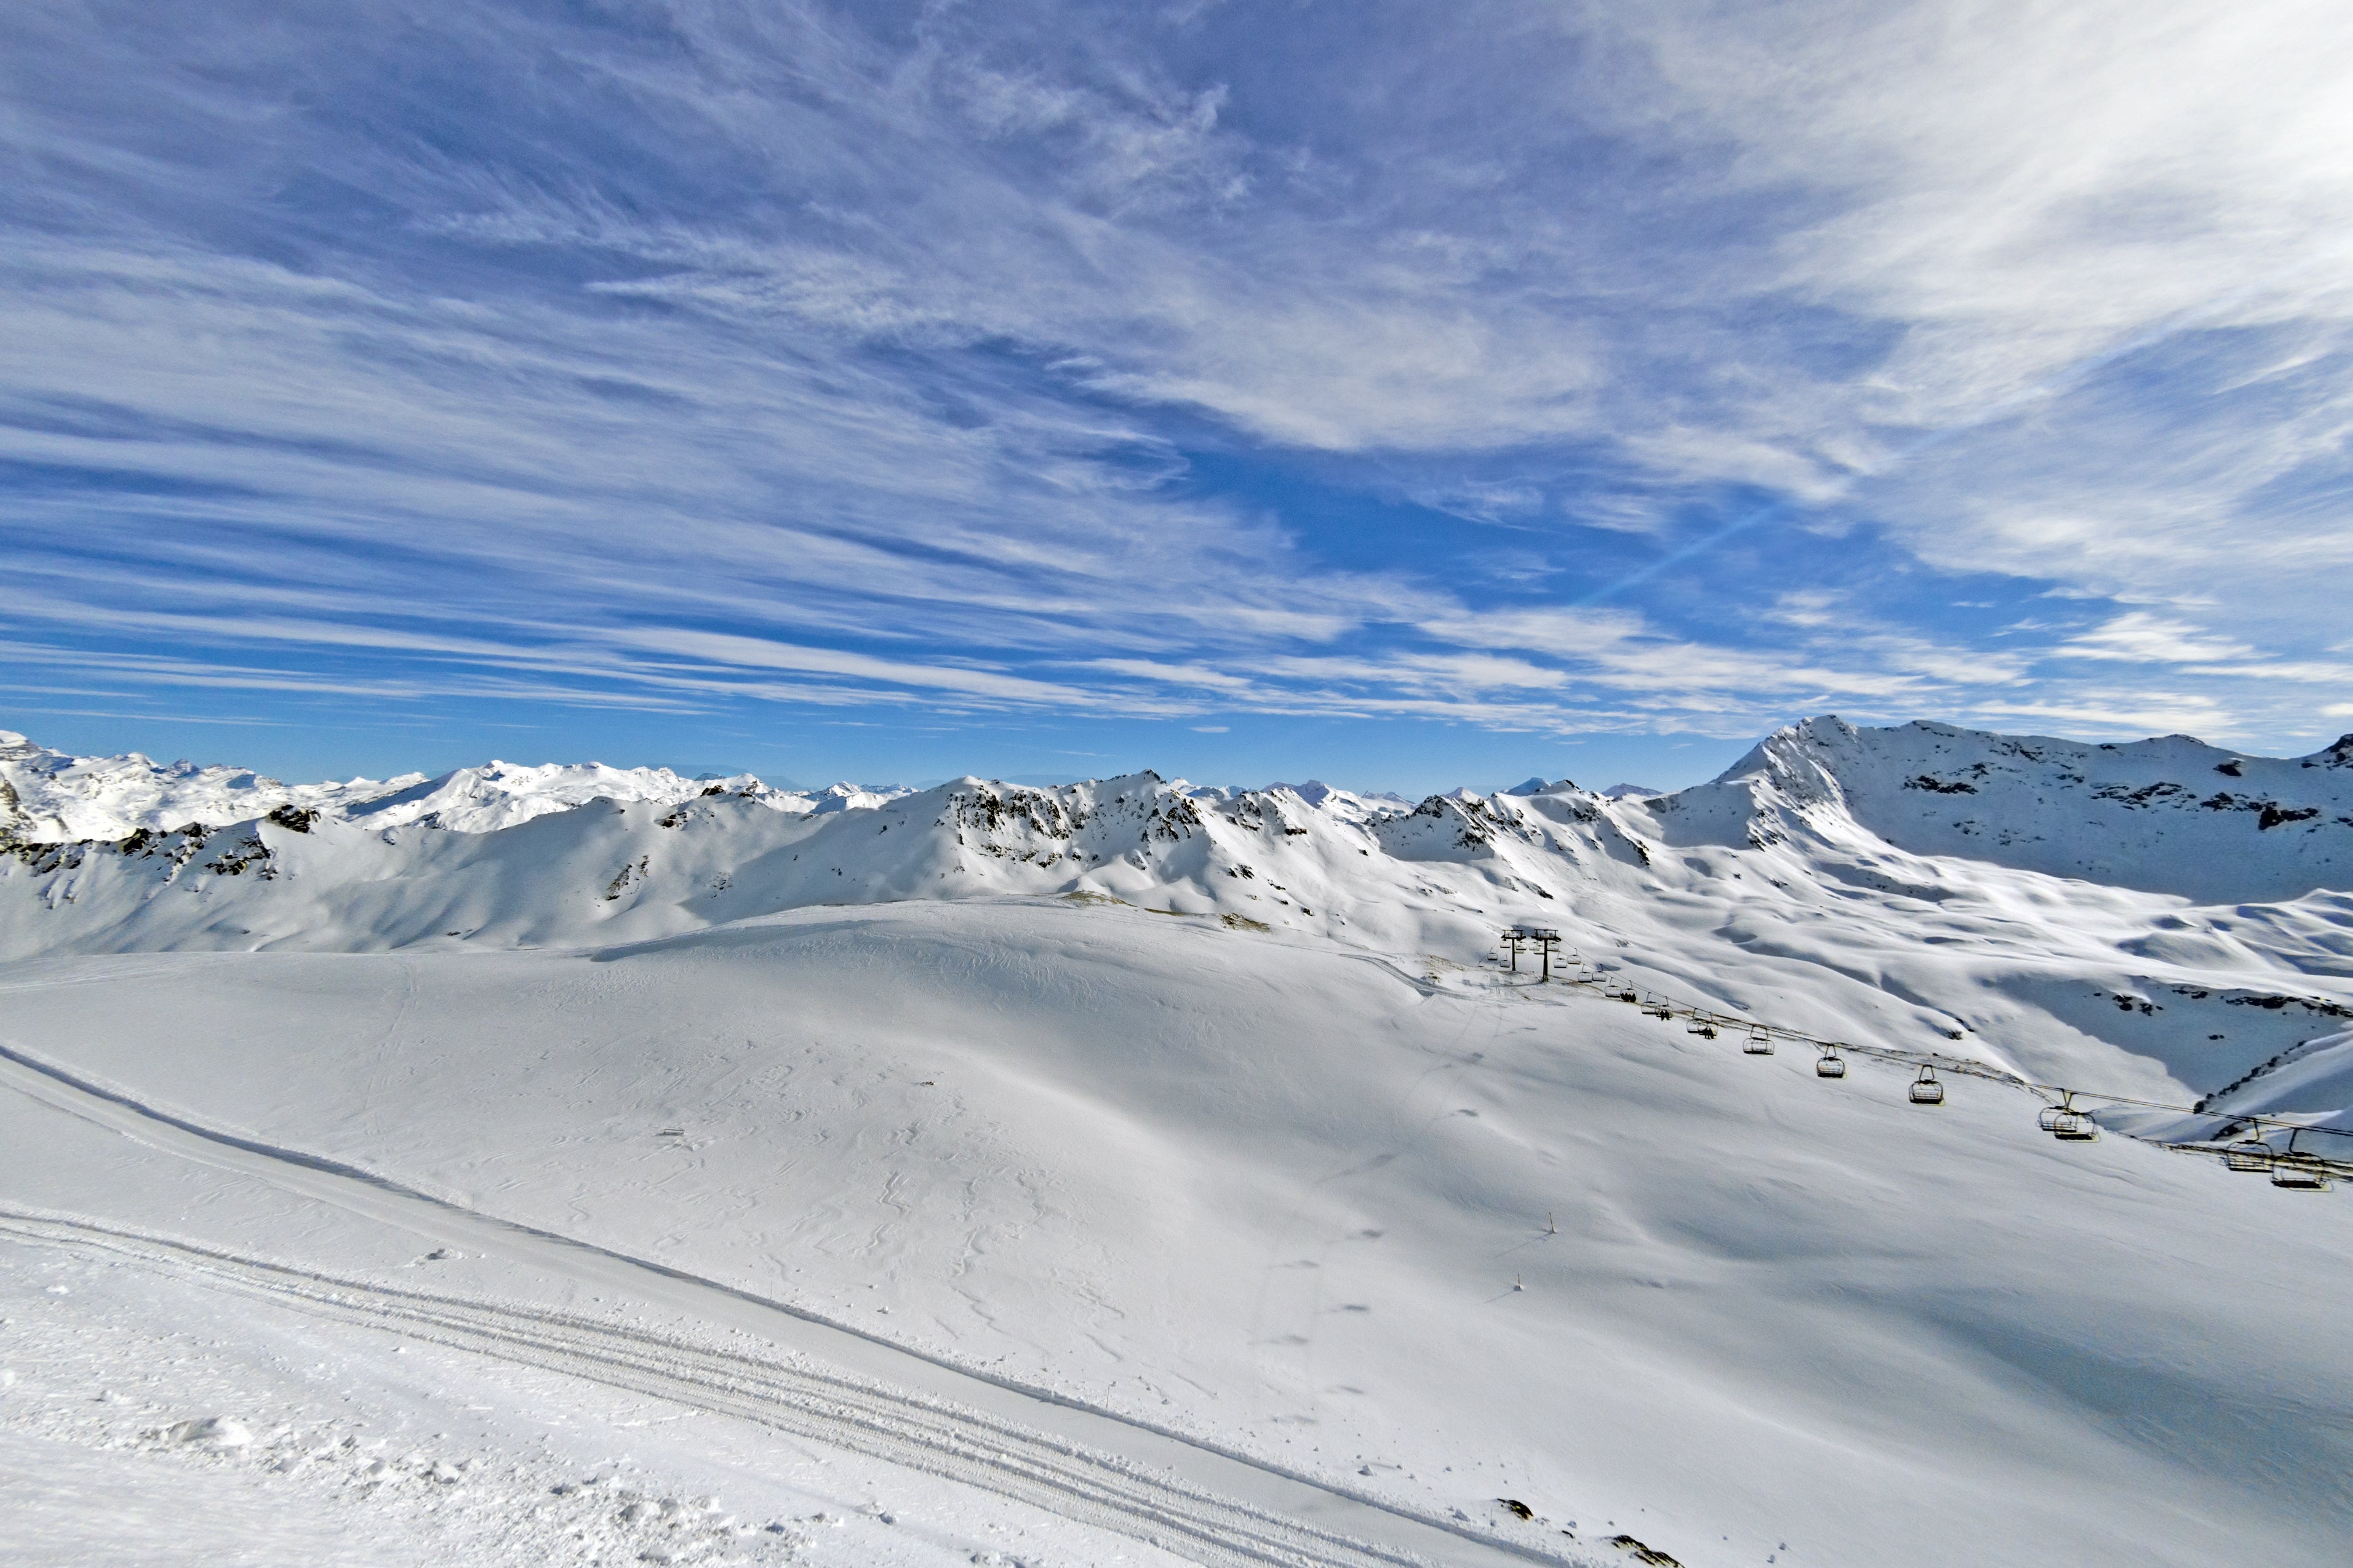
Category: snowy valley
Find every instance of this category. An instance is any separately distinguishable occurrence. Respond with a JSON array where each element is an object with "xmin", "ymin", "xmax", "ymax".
[{"xmin": 5, "ymin": 717, "xmax": 2352, "ymax": 1568}]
